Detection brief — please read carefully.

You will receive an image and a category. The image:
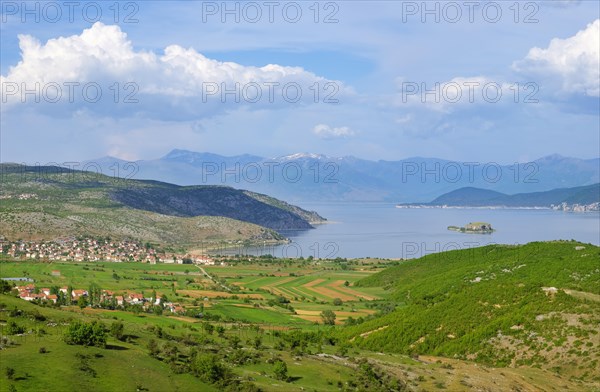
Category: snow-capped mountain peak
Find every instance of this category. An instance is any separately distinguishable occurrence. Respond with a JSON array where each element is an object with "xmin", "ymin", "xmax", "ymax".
[{"xmin": 275, "ymin": 152, "xmax": 332, "ymax": 161}]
